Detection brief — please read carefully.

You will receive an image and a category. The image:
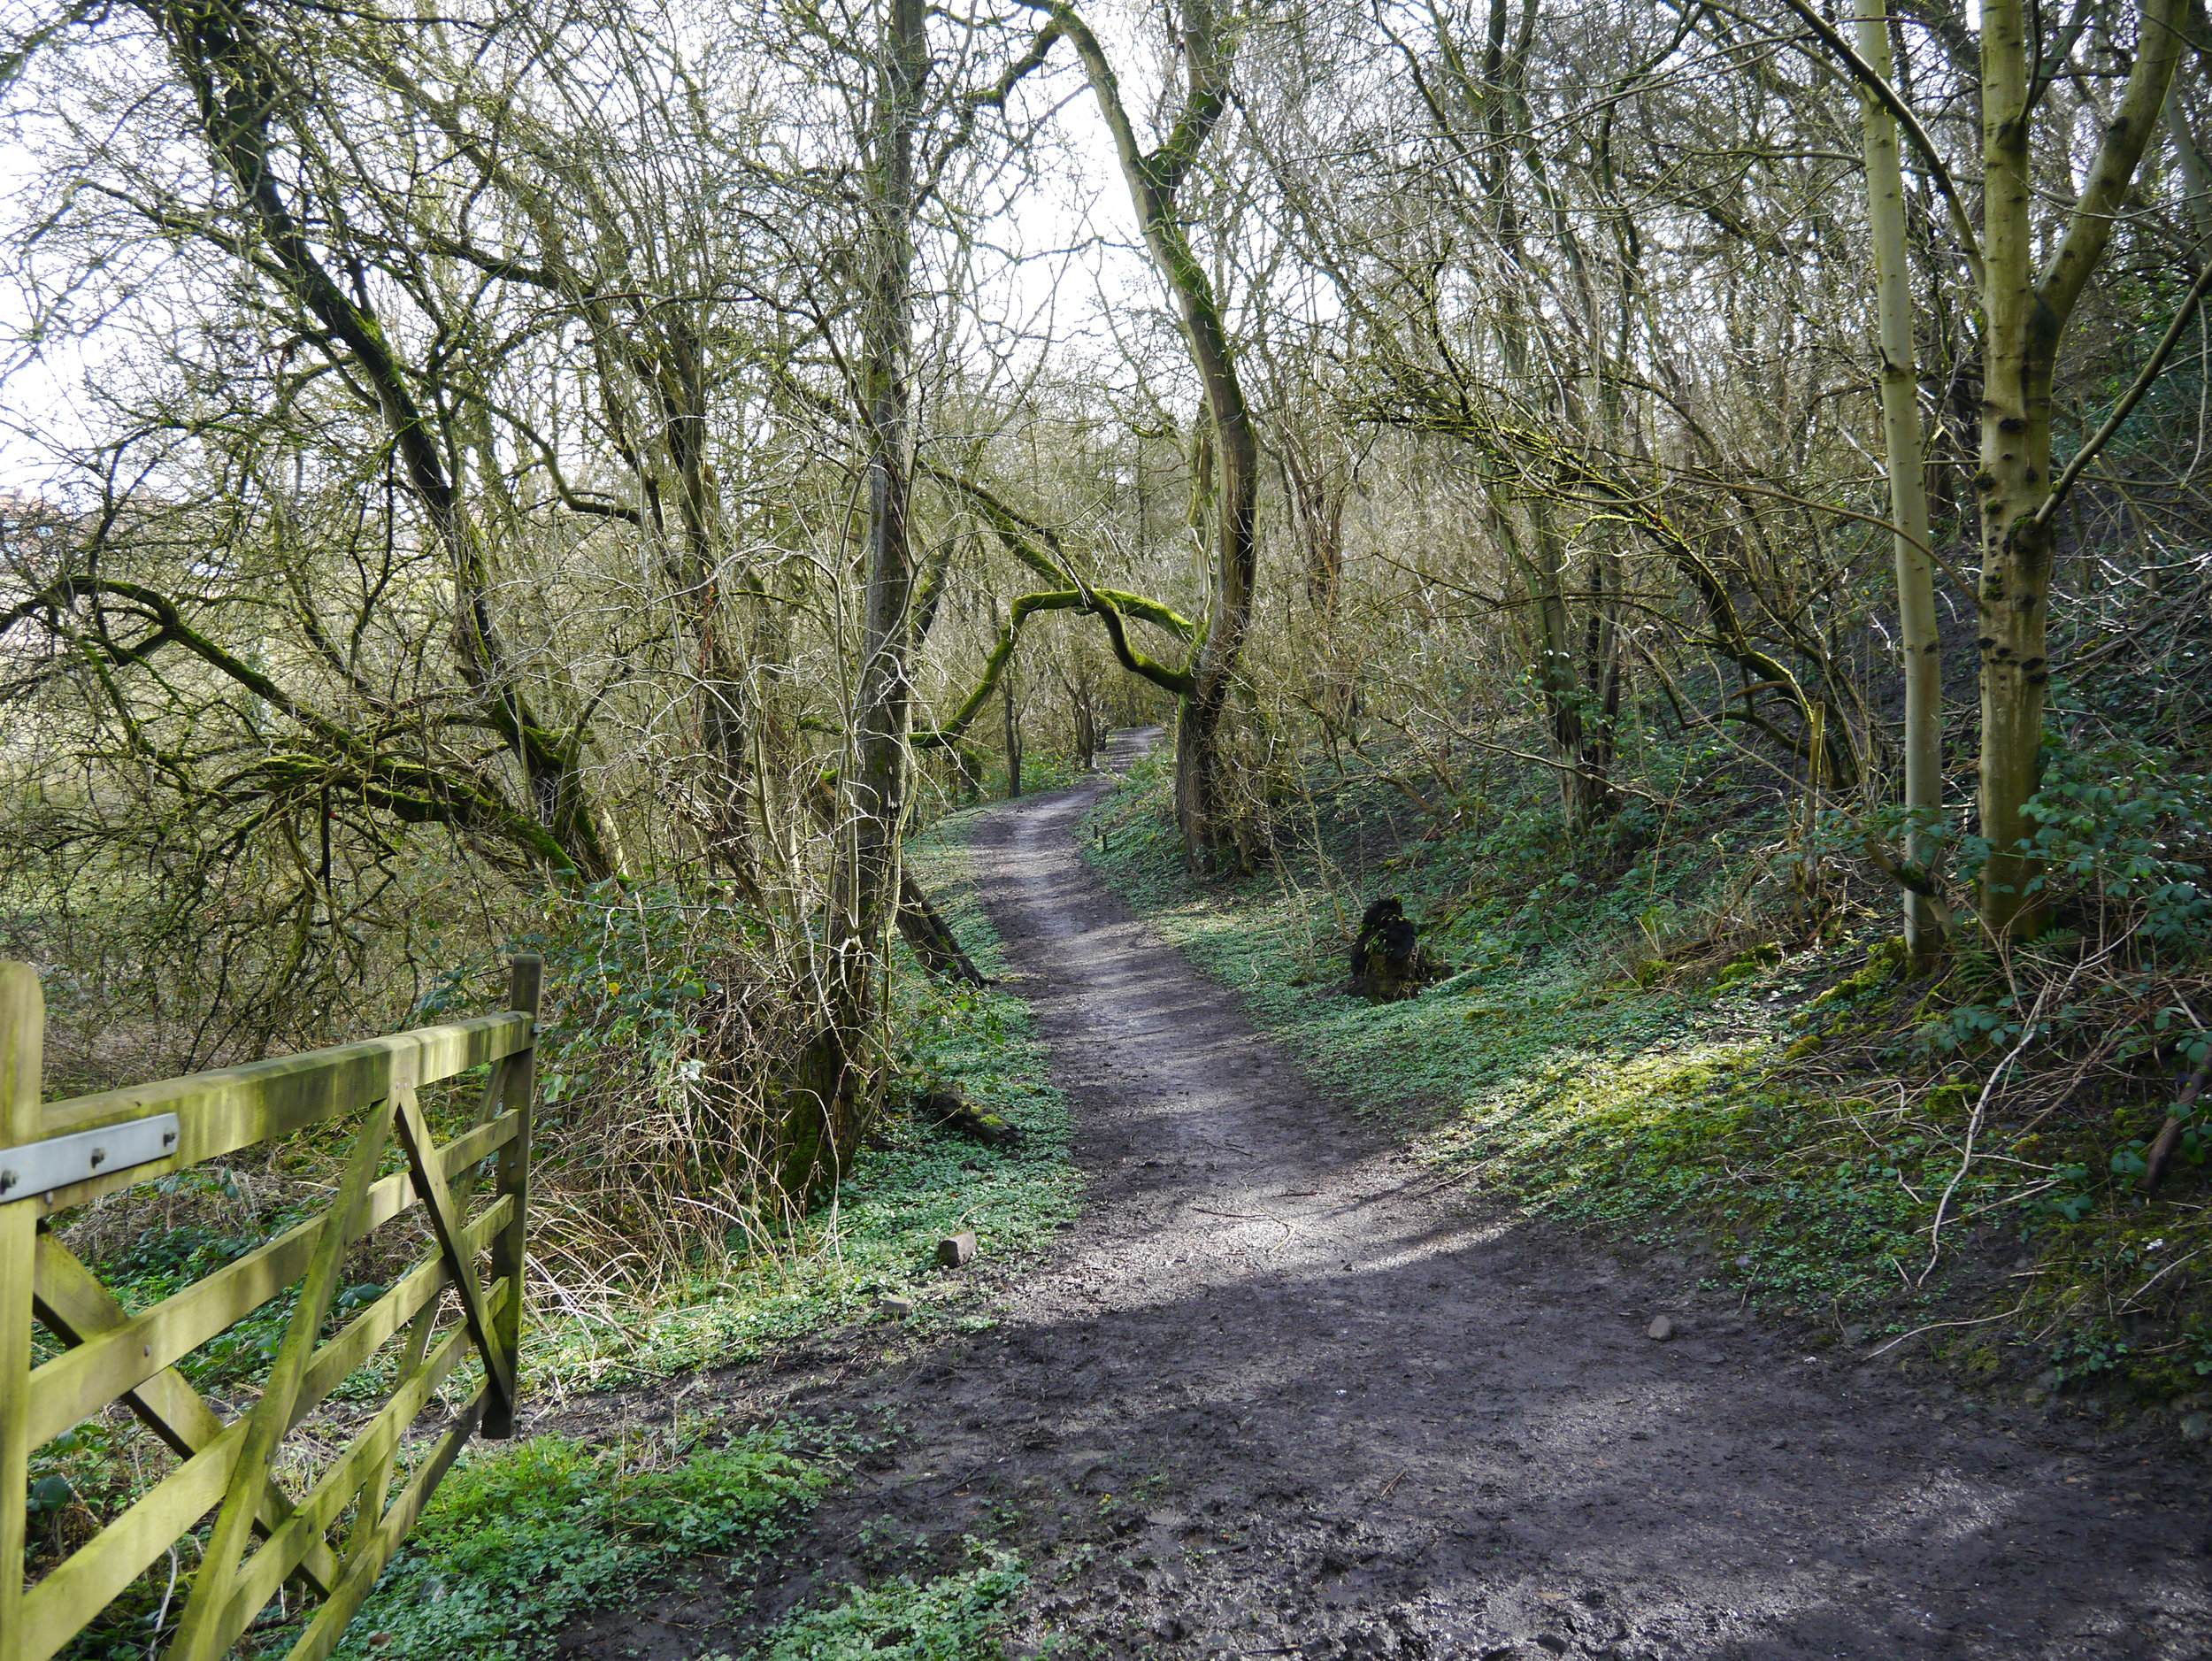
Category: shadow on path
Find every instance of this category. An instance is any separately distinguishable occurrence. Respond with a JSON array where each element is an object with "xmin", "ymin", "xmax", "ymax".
[{"xmin": 563, "ymin": 730, "xmax": 2208, "ymax": 1661}]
